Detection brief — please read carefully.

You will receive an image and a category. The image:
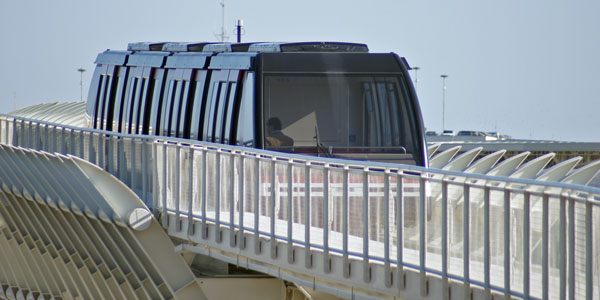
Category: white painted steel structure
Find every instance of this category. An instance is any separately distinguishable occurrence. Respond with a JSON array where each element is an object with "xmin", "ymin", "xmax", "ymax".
[
  {"xmin": 1, "ymin": 114, "xmax": 600, "ymax": 300},
  {"xmin": 0, "ymin": 144, "xmax": 205, "ymax": 300}
]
